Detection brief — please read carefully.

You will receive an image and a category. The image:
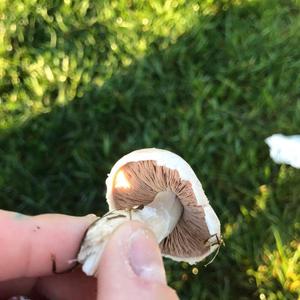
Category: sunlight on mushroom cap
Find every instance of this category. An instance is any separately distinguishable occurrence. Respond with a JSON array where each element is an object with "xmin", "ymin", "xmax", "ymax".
[{"xmin": 114, "ymin": 169, "xmax": 131, "ymax": 189}]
